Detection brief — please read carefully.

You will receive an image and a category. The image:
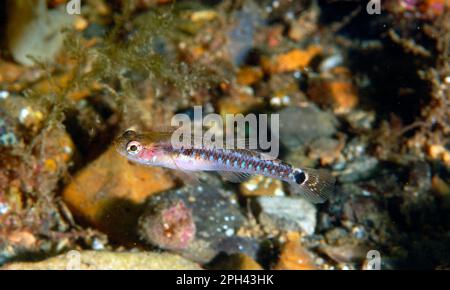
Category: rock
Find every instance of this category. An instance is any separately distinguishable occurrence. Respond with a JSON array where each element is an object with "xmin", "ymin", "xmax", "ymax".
[
  {"xmin": 308, "ymin": 68, "xmax": 359, "ymax": 114},
  {"xmin": 427, "ymin": 144, "xmax": 450, "ymax": 167},
  {"xmin": 277, "ymin": 105, "xmax": 337, "ymax": 150},
  {"xmin": 319, "ymin": 244, "xmax": 369, "ymax": 264},
  {"xmin": 2, "ymin": 250, "xmax": 201, "ymax": 270},
  {"xmin": 341, "ymin": 194, "xmax": 392, "ymax": 243},
  {"xmin": 217, "ymin": 86, "xmax": 263, "ymax": 115},
  {"xmin": 319, "ymin": 54, "xmax": 344, "ymax": 73},
  {"xmin": 387, "ymin": 0, "xmax": 448, "ymax": 18},
  {"xmin": 31, "ymin": 72, "xmax": 101, "ymax": 101},
  {"xmin": 213, "ymin": 236, "xmax": 261, "ymax": 261},
  {"xmin": 307, "ymin": 137, "xmax": 343, "ymax": 166},
  {"xmin": 138, "ymin": 199, "xmax": 196, "ymax": 251},
  {"xmin": 285, "ymin": 147, "xmax": 317, "ymax": 169},
  {"xmin": 35, "ymin": 126, "xmax": 75, "ymax": 194},
  {"xmin": 273, "ymin": 232, "xmax": 317, "ymax": 270},
  {"xmin": 268, "ymin": 74, "xmax": 306, "ymax": 109},
  {"xmin": 401, "ymin": 161, "xmax": 436, "ymax": 222},
  {"xmin": 419, "ymin": 0, "xmax": 447, "ymax": 17},
  {"xmin": 432, "ymin": 175, "xmax": 450, "ymax": 196},
  {"xmin": 0, "ymin": 118, "xmax": 18, "ymax": 147},
  {"xmin": 345, "ymin": 110, "xmax": 376, "ymax": 131},
  {"xmin": 325, "ymin": 227, "xmax": 351, "ymax": 245},
  {"xmin": 314, "ymin": 80, "xmax": 358, "ymax": 114},
  {"xmin": 288, "ymin": 7, "xmax": 318, "ymax": 42},
  {"xmin": 431, "ymin": 175, "xmax": 450, "ymax": 210},
  {"xmin": 209, "ymin": 253, "xmax": 263, "ymax": 270},
  {"xmin": 6, "ymin": 0, "xmax": 74, "ymax": 66},
  {"xmin": 0, "ymin": 94, "xmax": 46, "ymax": 137},
  {"xmin": 240, "ymin": 175, "xmax": 285, "ymax": 197},
  {"xmin": 138, "ymin": 181, "xmax": 246, "ymax": 263},
  {"xmin": 255, "ymin": 196, "xmax": 317, "ymax": 235},
  {"xmin": 338, "ymin": 157, "xmax": 379, "ymax": 183},
  {"xmin": 0, "ymin": 230, "xmax": 39, "ymax": 265},
  {"xmin": 236, "ymin": 67, "xmax": 263, "ymax": 86},
  {"xmin": 62, "ymin": 145, "xmax": 175, "ymax": 243},
  {"xmin": 227, "ymin": 1, "xmax": 263, "ymax": 66},
  {"xmin": 404, "ymin": 161, "xmax": 432, "ymax": 204},
  {"xmin": 73, "ymin": 16, "xmax": 89, "ymax": 31},
  {"xmin": 0, "ymin": 95, "xmax": 74, "ymax": 196},
  {"xmin": 189, "ymin": 10, "xmax": 218, "ymax": 22},
  {"xmin": 0, "ymin": 62, "xmax": 24, "ymax": 84}
]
